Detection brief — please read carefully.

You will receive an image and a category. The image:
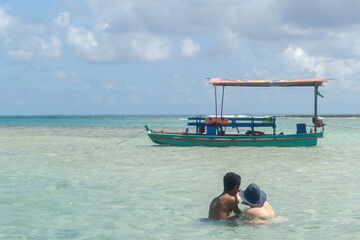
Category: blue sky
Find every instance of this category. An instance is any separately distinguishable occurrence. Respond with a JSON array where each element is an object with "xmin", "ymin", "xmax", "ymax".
[{"xmin": 0, "ymin": 0, "xmax": 359, "ymax": 115}]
